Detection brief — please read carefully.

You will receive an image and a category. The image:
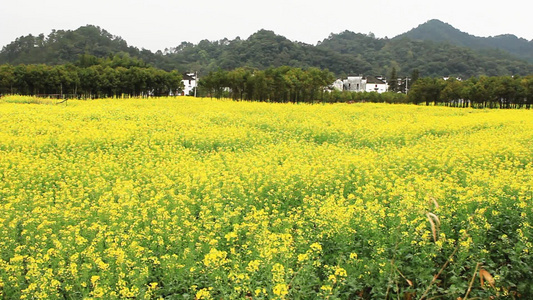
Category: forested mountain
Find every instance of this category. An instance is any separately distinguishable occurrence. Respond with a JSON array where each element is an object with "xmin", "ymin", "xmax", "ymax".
[
  {"xmin": 1, "ymin": 22, "xmax": 532, "ymax": 78},
  {"xmin": 0, "ymin": 26, "xmax": 142, "ymax": 65},
  {"xmin": 395, "ymin": 19, "xmax": 533, "ymax": 63}
]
